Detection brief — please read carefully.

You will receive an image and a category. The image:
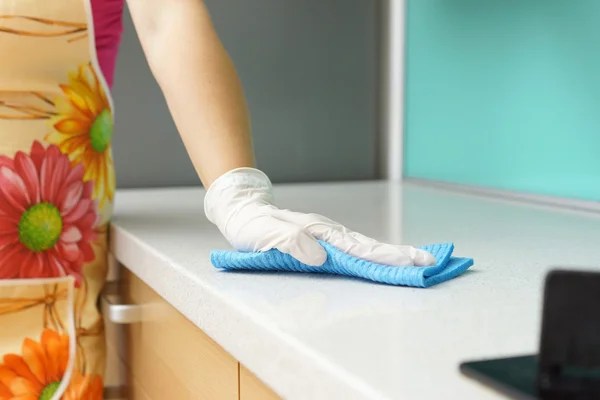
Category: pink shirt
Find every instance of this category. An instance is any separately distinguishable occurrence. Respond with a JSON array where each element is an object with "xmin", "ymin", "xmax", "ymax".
[{"xmin": 90, "ymin": 0, "xmax": 124, "ymax": 88}]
